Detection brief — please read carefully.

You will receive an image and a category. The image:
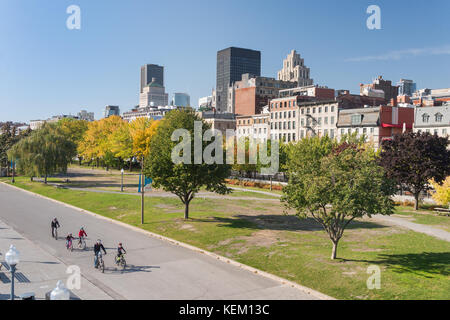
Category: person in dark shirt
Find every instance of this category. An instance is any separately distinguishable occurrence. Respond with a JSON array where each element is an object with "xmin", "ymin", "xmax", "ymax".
[
  {"xmin": 94, "ymin": 239, "xmax": 107, "ymax": 268},
  {"xmin": 116, "ymin": 242, "xmax": 127, "ymax": 262},
  {"xmin": 51, "ymin": 218, "xmax": 60, "ymax": 238}
]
